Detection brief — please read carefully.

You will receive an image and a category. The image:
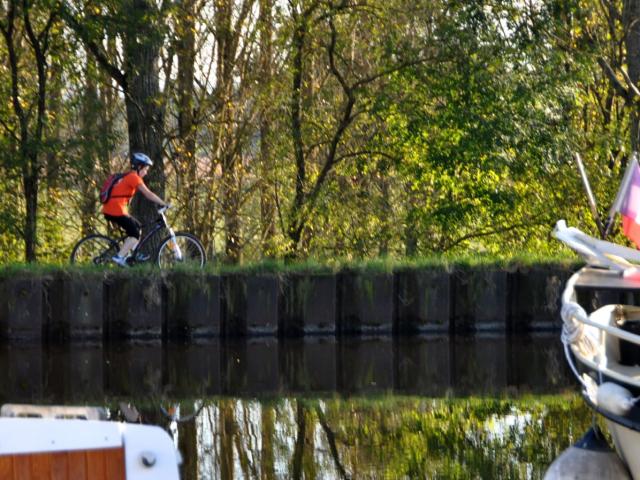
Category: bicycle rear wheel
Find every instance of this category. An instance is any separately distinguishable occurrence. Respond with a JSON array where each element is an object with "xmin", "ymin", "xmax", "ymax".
[
  {"xmin": 156, "ymin": 232, "xmax": 206, "ymax": 269},
  {"xmin": 70, "ymin": 234, "xmax": 119, "ymax": 266}
]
